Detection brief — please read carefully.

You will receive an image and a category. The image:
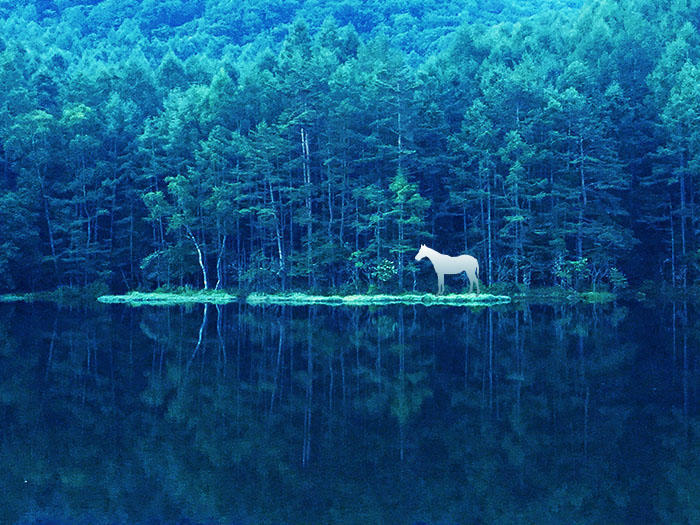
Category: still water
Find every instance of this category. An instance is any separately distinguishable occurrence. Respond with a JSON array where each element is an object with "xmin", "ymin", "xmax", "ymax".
[{"xmin": 0, "ymin": 300, "xmax": 697, "ymax": 524}]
